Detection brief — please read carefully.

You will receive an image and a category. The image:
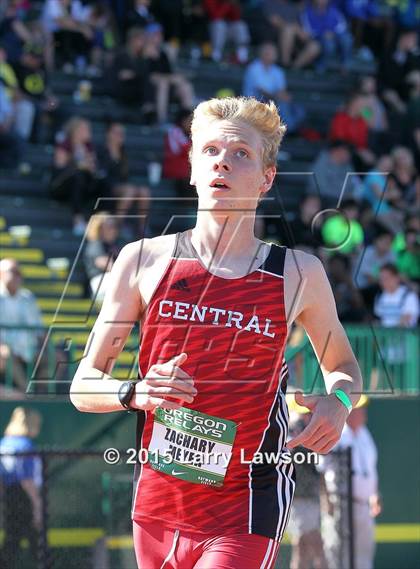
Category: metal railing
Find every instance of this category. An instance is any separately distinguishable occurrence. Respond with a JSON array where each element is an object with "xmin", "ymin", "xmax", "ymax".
[
  {"xmin": 0, "ymin": 324, "xmax": 77, "ymax": 395},
  {"xmin": 285, "ymin": 325, "xmax": 419, "ymax": 396},
  {"xmin": 1, "ymin": 323, "xmax": 418, "ymax": 396},
  {"xmin": 0, "ymin": 324, "xmax": 139, "ymax": 396}
]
